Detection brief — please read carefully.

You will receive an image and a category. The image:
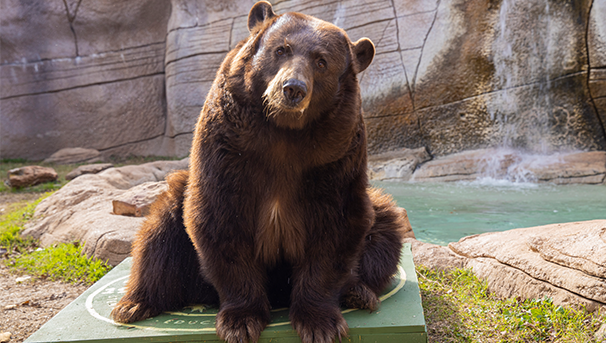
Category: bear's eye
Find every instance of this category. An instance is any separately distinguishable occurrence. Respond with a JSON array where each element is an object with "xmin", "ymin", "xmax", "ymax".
[
  {"xmin": 276, "ymin": 47, "xmax": 285, "ymax": 56},
  {"xmin": 317, "ymin": 59, "xmax": 327, "ymax": 69}
]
